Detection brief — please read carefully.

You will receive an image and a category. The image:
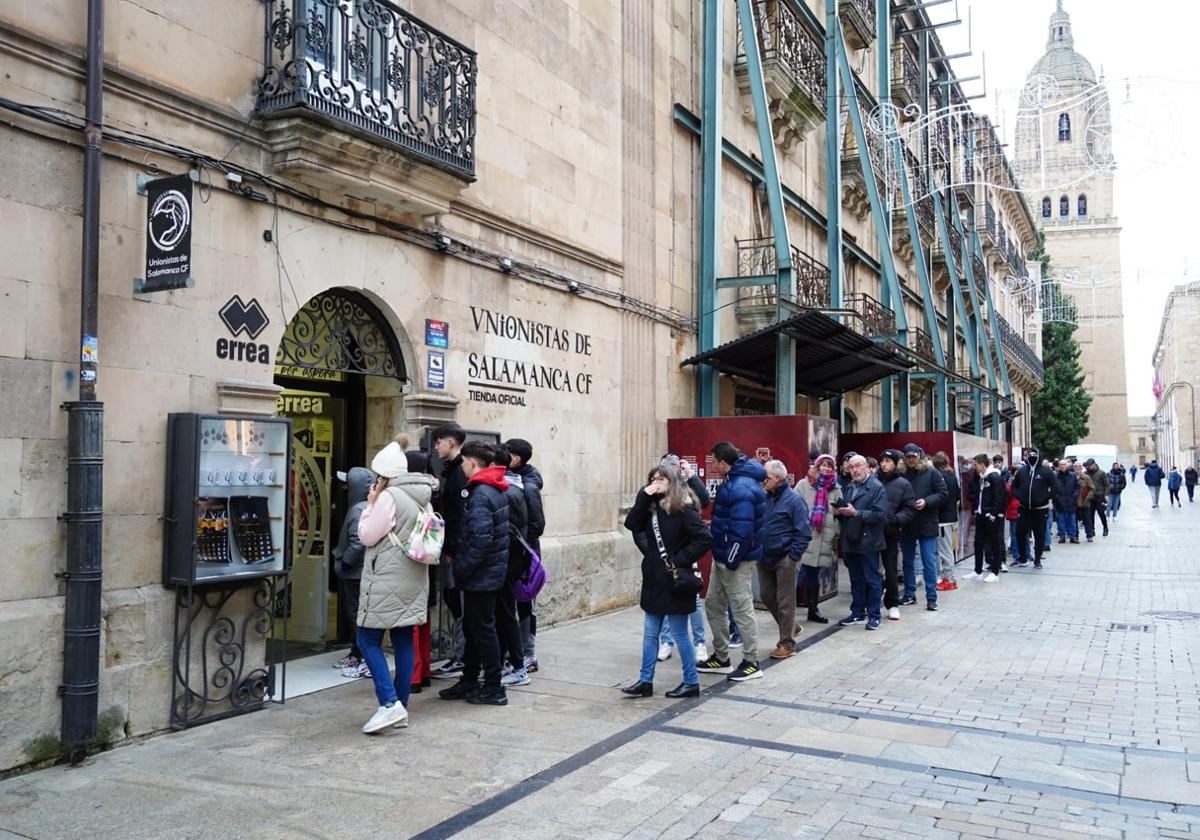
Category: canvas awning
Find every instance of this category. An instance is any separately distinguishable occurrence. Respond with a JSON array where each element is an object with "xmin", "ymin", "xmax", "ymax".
[{"xmin": 680, "ymin": 311, "xmax": 915, "ymax": 399}]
